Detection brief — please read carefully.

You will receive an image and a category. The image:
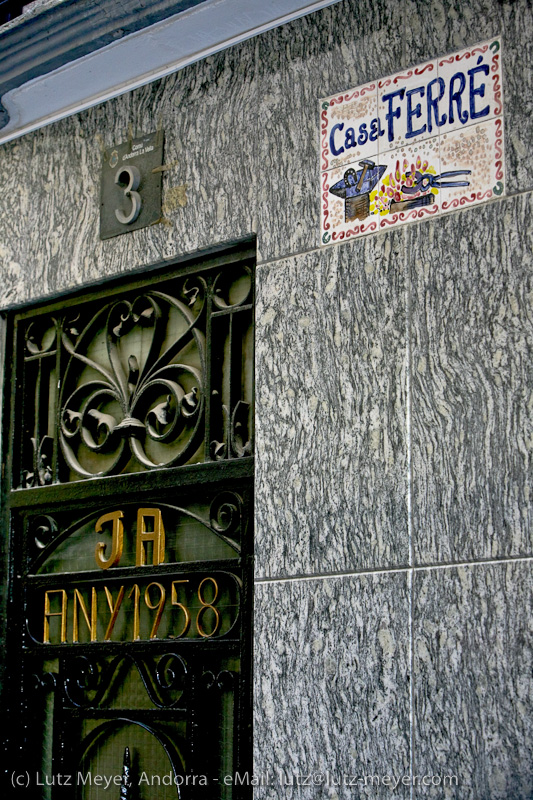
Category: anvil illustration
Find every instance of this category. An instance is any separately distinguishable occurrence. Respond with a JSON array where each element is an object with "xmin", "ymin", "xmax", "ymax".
[{"xmin": 329, "ymin": 159, "xmax": 386, "ymax": 222}]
